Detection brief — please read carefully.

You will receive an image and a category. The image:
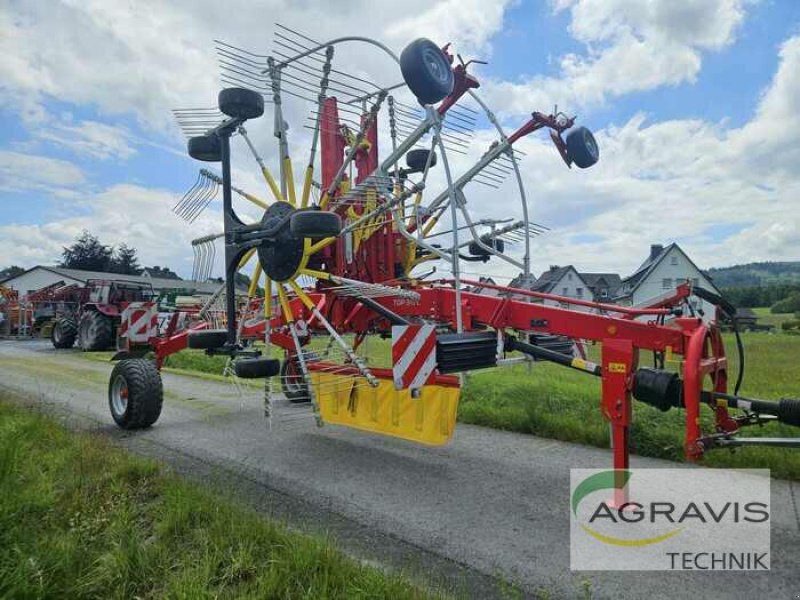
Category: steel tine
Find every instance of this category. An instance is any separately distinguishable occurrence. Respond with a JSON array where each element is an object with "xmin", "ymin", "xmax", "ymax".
[
  {"xmin": 181, "ymin": 174, "xmax": 211, "ymax": 221},
  {"xmin": 186, "ymin": 175, "xmax": 216, "ymax": 222}
]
